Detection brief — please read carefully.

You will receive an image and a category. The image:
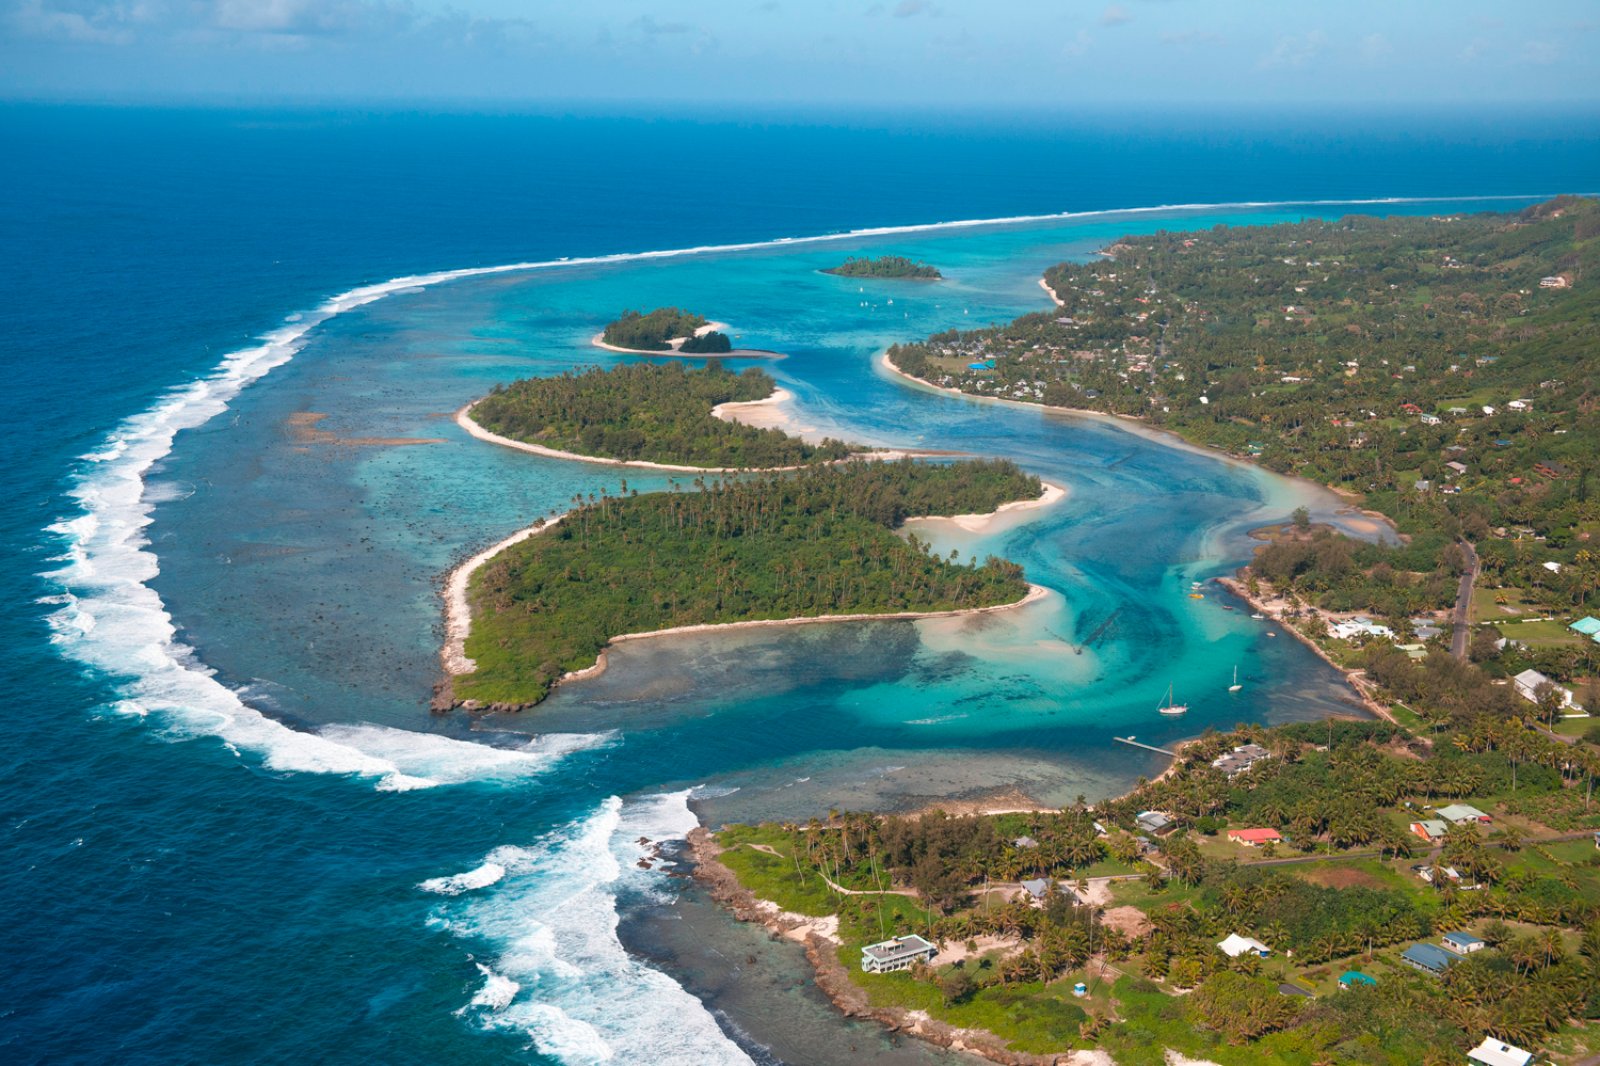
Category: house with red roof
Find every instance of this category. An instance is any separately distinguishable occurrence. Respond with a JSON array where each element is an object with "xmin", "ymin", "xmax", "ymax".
[{"xmin": 1227, "ymin": 828, "xmax": 1283, "ymax": 847}]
